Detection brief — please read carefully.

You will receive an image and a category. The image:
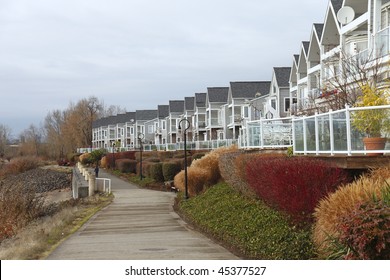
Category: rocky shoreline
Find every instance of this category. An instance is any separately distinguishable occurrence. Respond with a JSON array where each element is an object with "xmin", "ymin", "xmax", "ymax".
[{"xmin": 0, "ymin": 167, "xmax": 72, "ymax": 193}]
